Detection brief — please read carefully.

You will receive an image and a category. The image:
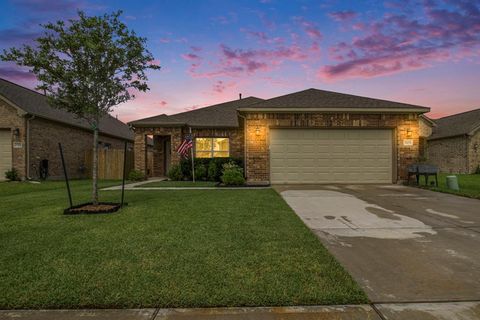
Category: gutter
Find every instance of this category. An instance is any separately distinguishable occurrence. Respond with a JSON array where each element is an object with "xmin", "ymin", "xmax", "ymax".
[{"xmin": 237, "ymin": 107, "xmax": 430, "ymax": 113}]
